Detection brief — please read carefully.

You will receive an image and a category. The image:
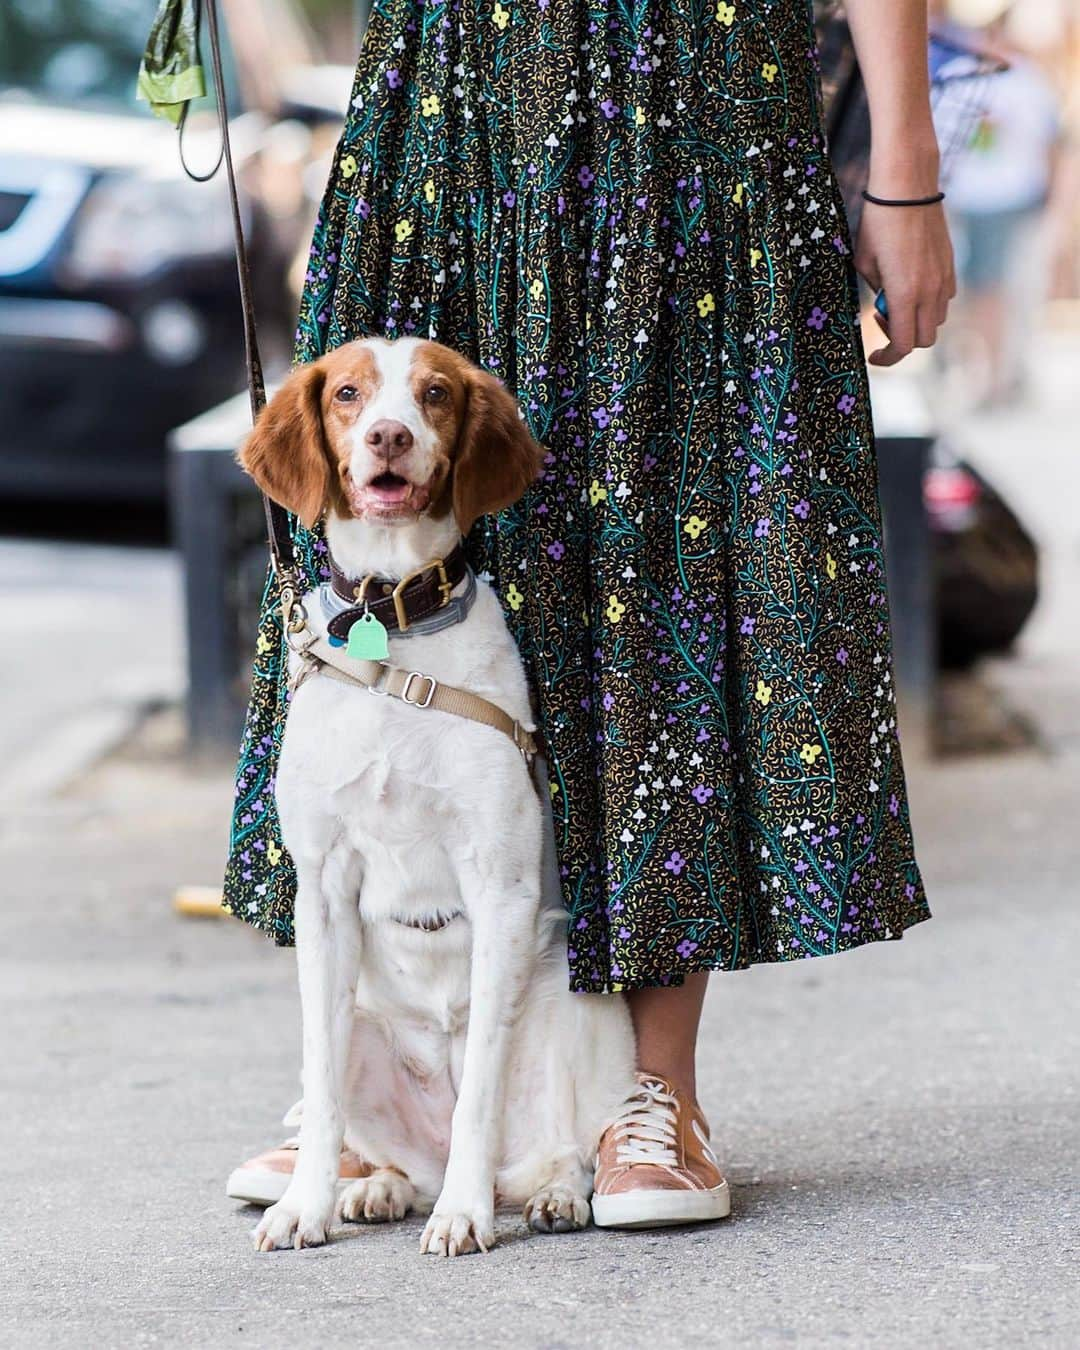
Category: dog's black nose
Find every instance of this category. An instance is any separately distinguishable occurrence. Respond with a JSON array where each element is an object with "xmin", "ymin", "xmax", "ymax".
[{"xmin": 365, "ymin": 418, "xmax": 414, "ymax": 460}]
